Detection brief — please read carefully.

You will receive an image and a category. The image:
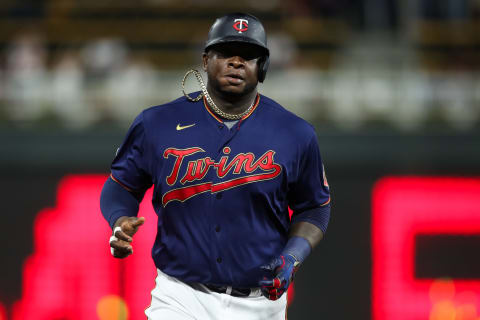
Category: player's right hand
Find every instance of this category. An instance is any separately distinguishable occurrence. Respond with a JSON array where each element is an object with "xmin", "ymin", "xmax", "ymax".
[{"xmin": 109, "ymin": 216, "xmax": 145, "ymax": 258}]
